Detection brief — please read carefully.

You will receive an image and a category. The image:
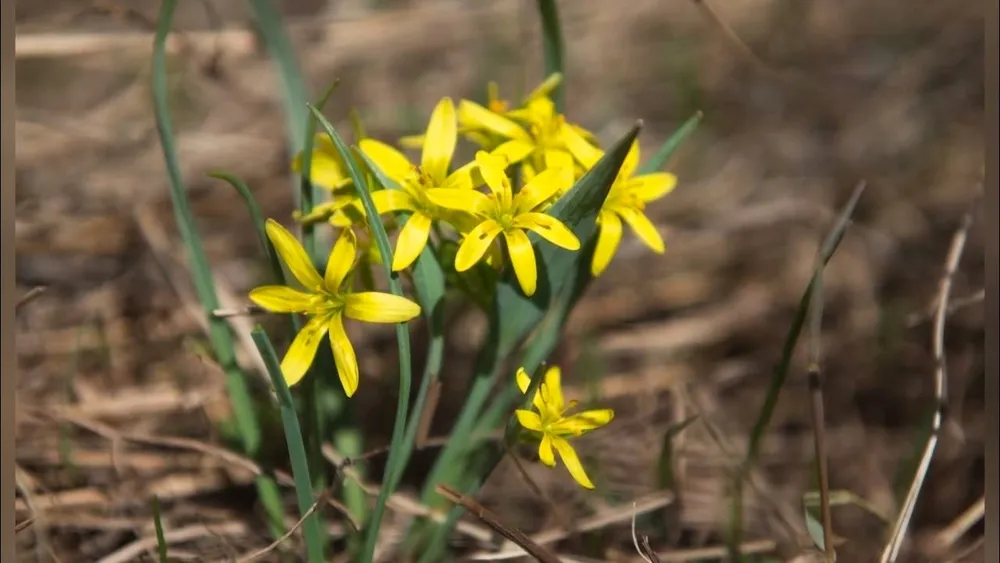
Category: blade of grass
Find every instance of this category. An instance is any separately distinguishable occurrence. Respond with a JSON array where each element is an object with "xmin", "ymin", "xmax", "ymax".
[
  {"xmin": 637, "ymin": 111, "xmax": 703, "ymax": 175},
  {"xmin": 535, "ymin": 0, "xmax": 565, "ymax": 112},
  {"xmin": 306, "ymin": 105, "xmax": 416, "ymax": 563},
  {"xmin": 152, "ymin": 496, "xmax": 168, "ymax": 563},
  {"xmin": 727, "ymin": 181, "xmax": 866, "ymax": 557},
  {"xmin": 251, "ymin": 326, "xmax": 326, "ymax": 563}
]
